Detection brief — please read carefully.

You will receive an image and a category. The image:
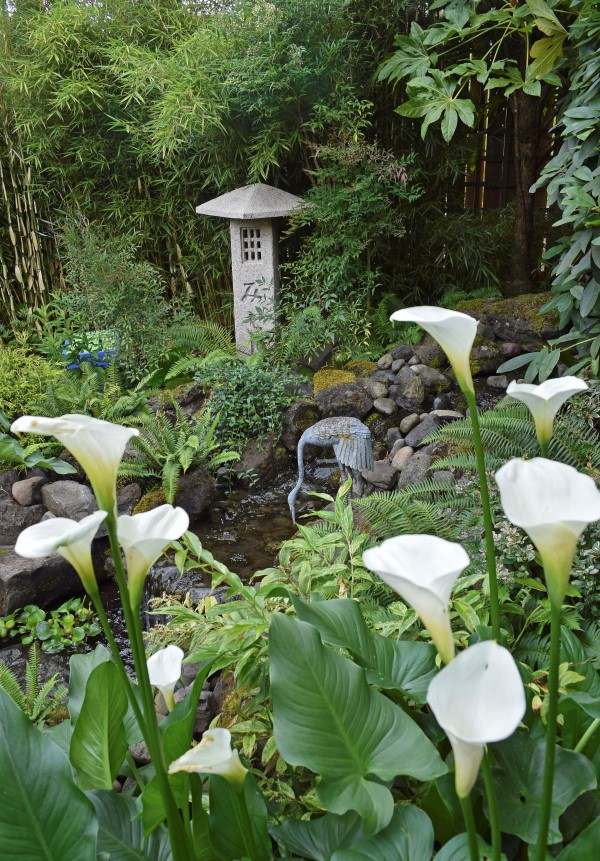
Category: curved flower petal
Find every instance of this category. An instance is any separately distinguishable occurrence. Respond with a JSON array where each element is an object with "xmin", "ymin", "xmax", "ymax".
[
  {"xmin": 147, "ymin": 644, "xmax": 184, "ymax": 711},
  {"xmin": 495, "ymin": 458, "xmax": 600, "ymax": 607},
  {"xmin": 507, "ymin": 377, "xmax": 588, "ymax": 448},
  {"xmin": 117, "ymin": 505, "xmax": 189, "ymax": 607},
  {"xmin": 390, "ymin": 306, "xmax": 477, "ymax": 393},
  {"xmin": 11, "ymin": 414, "xmax": 138, "ymax": 512},
  {"xmin": 14, "ymin": 510, "xmax": 107, "ymax": 594},
  {"xmin": 427, "ymin": 641, "xmax": 525, "ymax": 797},
  {"xmin": 363, "ymin": 535, "xmax": 470, "ymax": 663},
  {"xmin": 168, "ymin": 727, "xmax": 248, "ymax": 786}
]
